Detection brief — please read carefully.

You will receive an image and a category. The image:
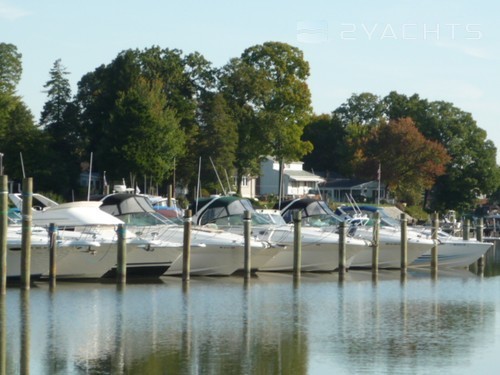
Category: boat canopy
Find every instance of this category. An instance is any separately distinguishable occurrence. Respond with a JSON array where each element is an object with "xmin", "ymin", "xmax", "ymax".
[
  {"xmin": 190, "ymin": 196, "xmax": 272, "ymax": 226},
  {"xmin": 99, "ymin": 194, "xmax": 156, "ymax": 216}
]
